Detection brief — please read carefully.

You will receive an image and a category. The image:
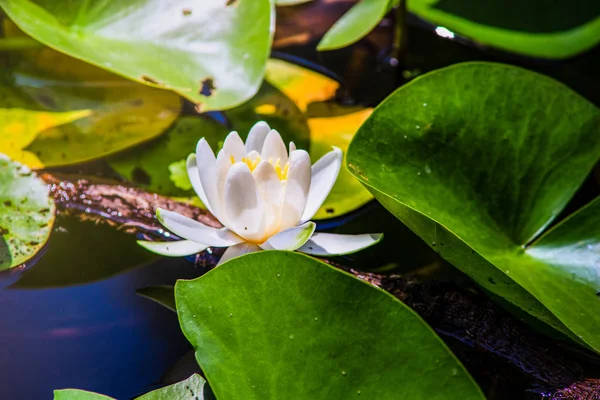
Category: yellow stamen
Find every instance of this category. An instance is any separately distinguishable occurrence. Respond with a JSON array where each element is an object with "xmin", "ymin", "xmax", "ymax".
[
  {"xmin": 239, "ymin": 155, "xmax": 262, "ymax": 172},
  {"xmin": 273, "ymin": 158, "xmax": 290, "ymax": 181},
  {"xmin": 232, "ymin": 154, "xmax": 289, "ymax": 180}
]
